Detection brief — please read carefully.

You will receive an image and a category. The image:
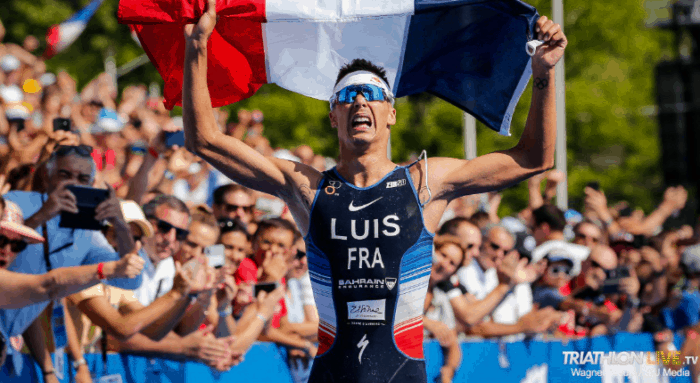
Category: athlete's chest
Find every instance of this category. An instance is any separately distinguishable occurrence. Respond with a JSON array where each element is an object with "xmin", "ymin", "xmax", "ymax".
[{"xmin": 309, "ymin": 169, "xmax": 424, "ymax": 270}]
